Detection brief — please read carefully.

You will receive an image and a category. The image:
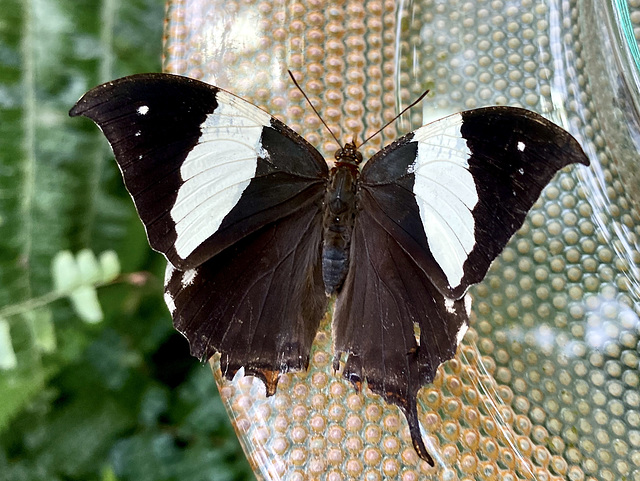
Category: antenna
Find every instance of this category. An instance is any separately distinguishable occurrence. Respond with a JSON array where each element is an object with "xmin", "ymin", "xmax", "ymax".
[
  {"xmin": 358, "ymin": 88, "xmax": 430, "ymax": 149},
  {"xmin": 288, "ymin": 70, "xmax": 343, "ymax": 149}
]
